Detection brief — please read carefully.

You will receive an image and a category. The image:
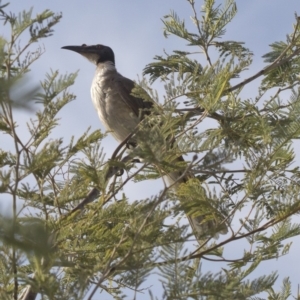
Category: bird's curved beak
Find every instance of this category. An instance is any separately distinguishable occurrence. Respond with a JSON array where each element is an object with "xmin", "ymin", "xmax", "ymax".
[
  {"xmin": 61, "ymin": 45, "xmax": 101, "ymax": 65},
  {"xmin": 61, "ymin": 45, "xmax": 88, "ymax": 54}
]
